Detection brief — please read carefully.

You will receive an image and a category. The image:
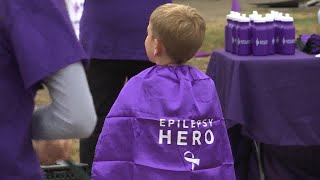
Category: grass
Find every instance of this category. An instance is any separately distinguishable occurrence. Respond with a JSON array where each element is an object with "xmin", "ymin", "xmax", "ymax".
[{"xmin": 35, "ymin": 6, "xmax": 320, "ymax": 163}]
